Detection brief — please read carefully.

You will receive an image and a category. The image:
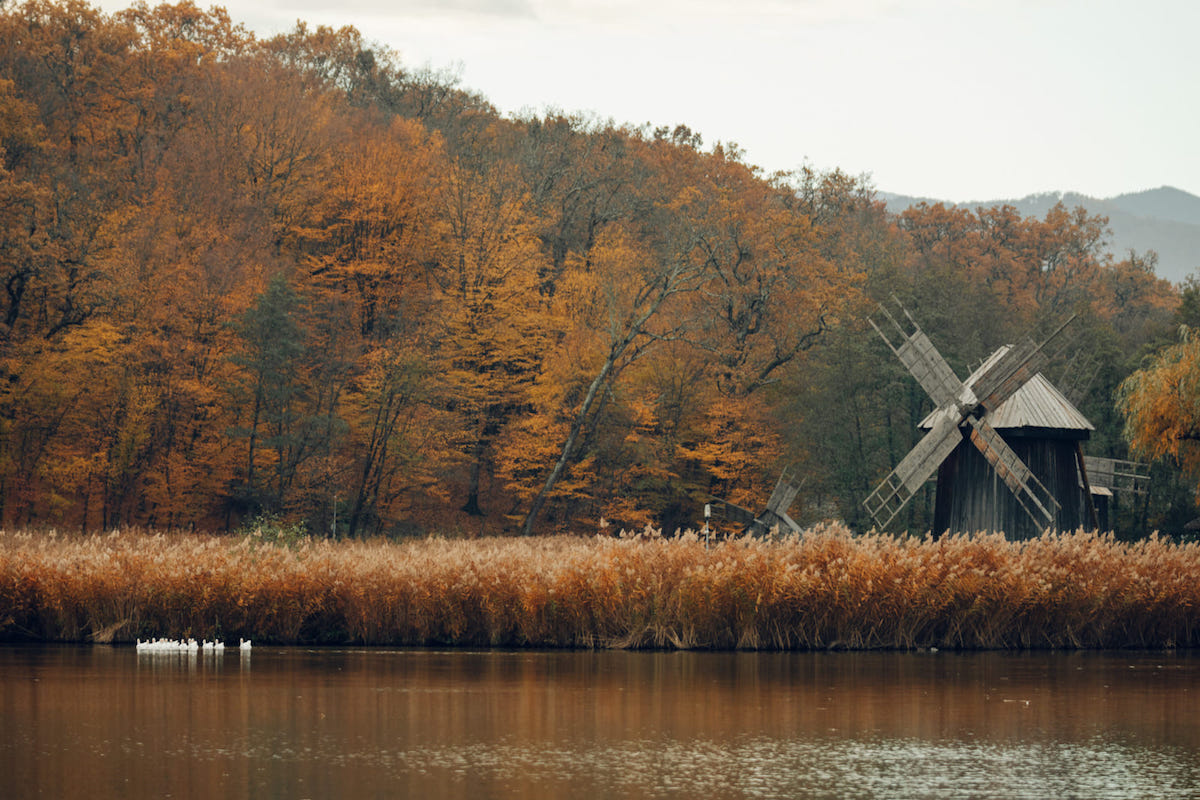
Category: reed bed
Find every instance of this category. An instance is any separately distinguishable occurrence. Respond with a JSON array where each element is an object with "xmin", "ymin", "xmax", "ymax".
[{"xmin": 1, "ymin": 524, "xmax": 1198, "ymax": 650}]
